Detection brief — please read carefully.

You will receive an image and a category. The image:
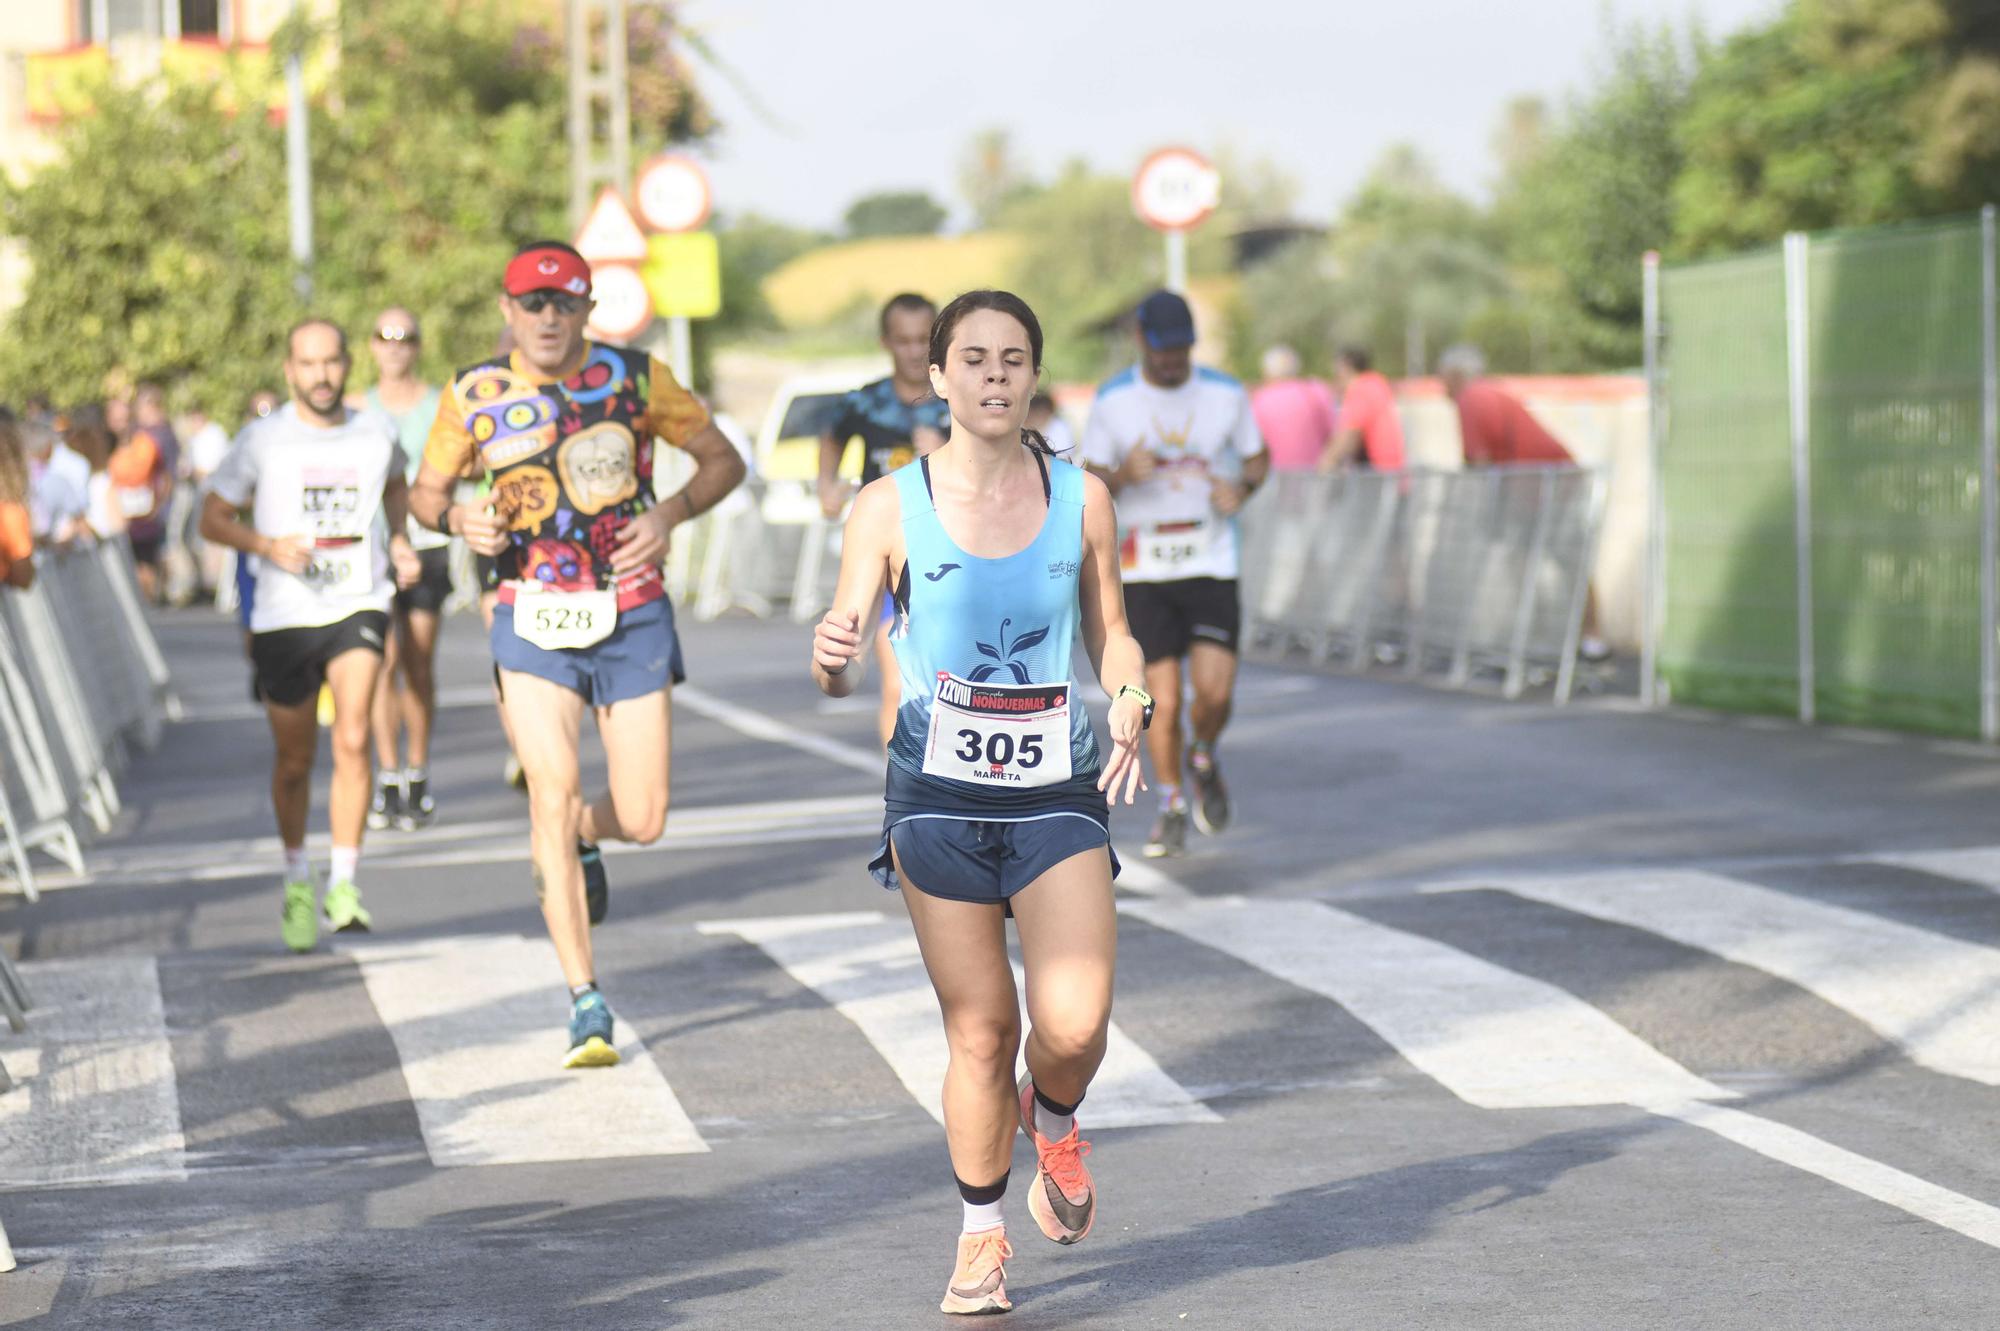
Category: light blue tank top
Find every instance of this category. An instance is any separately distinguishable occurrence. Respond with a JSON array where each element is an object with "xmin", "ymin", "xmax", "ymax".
[{"xmin": 883, "ymin": 450, "xmax": 1103, "ymax": 818}]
